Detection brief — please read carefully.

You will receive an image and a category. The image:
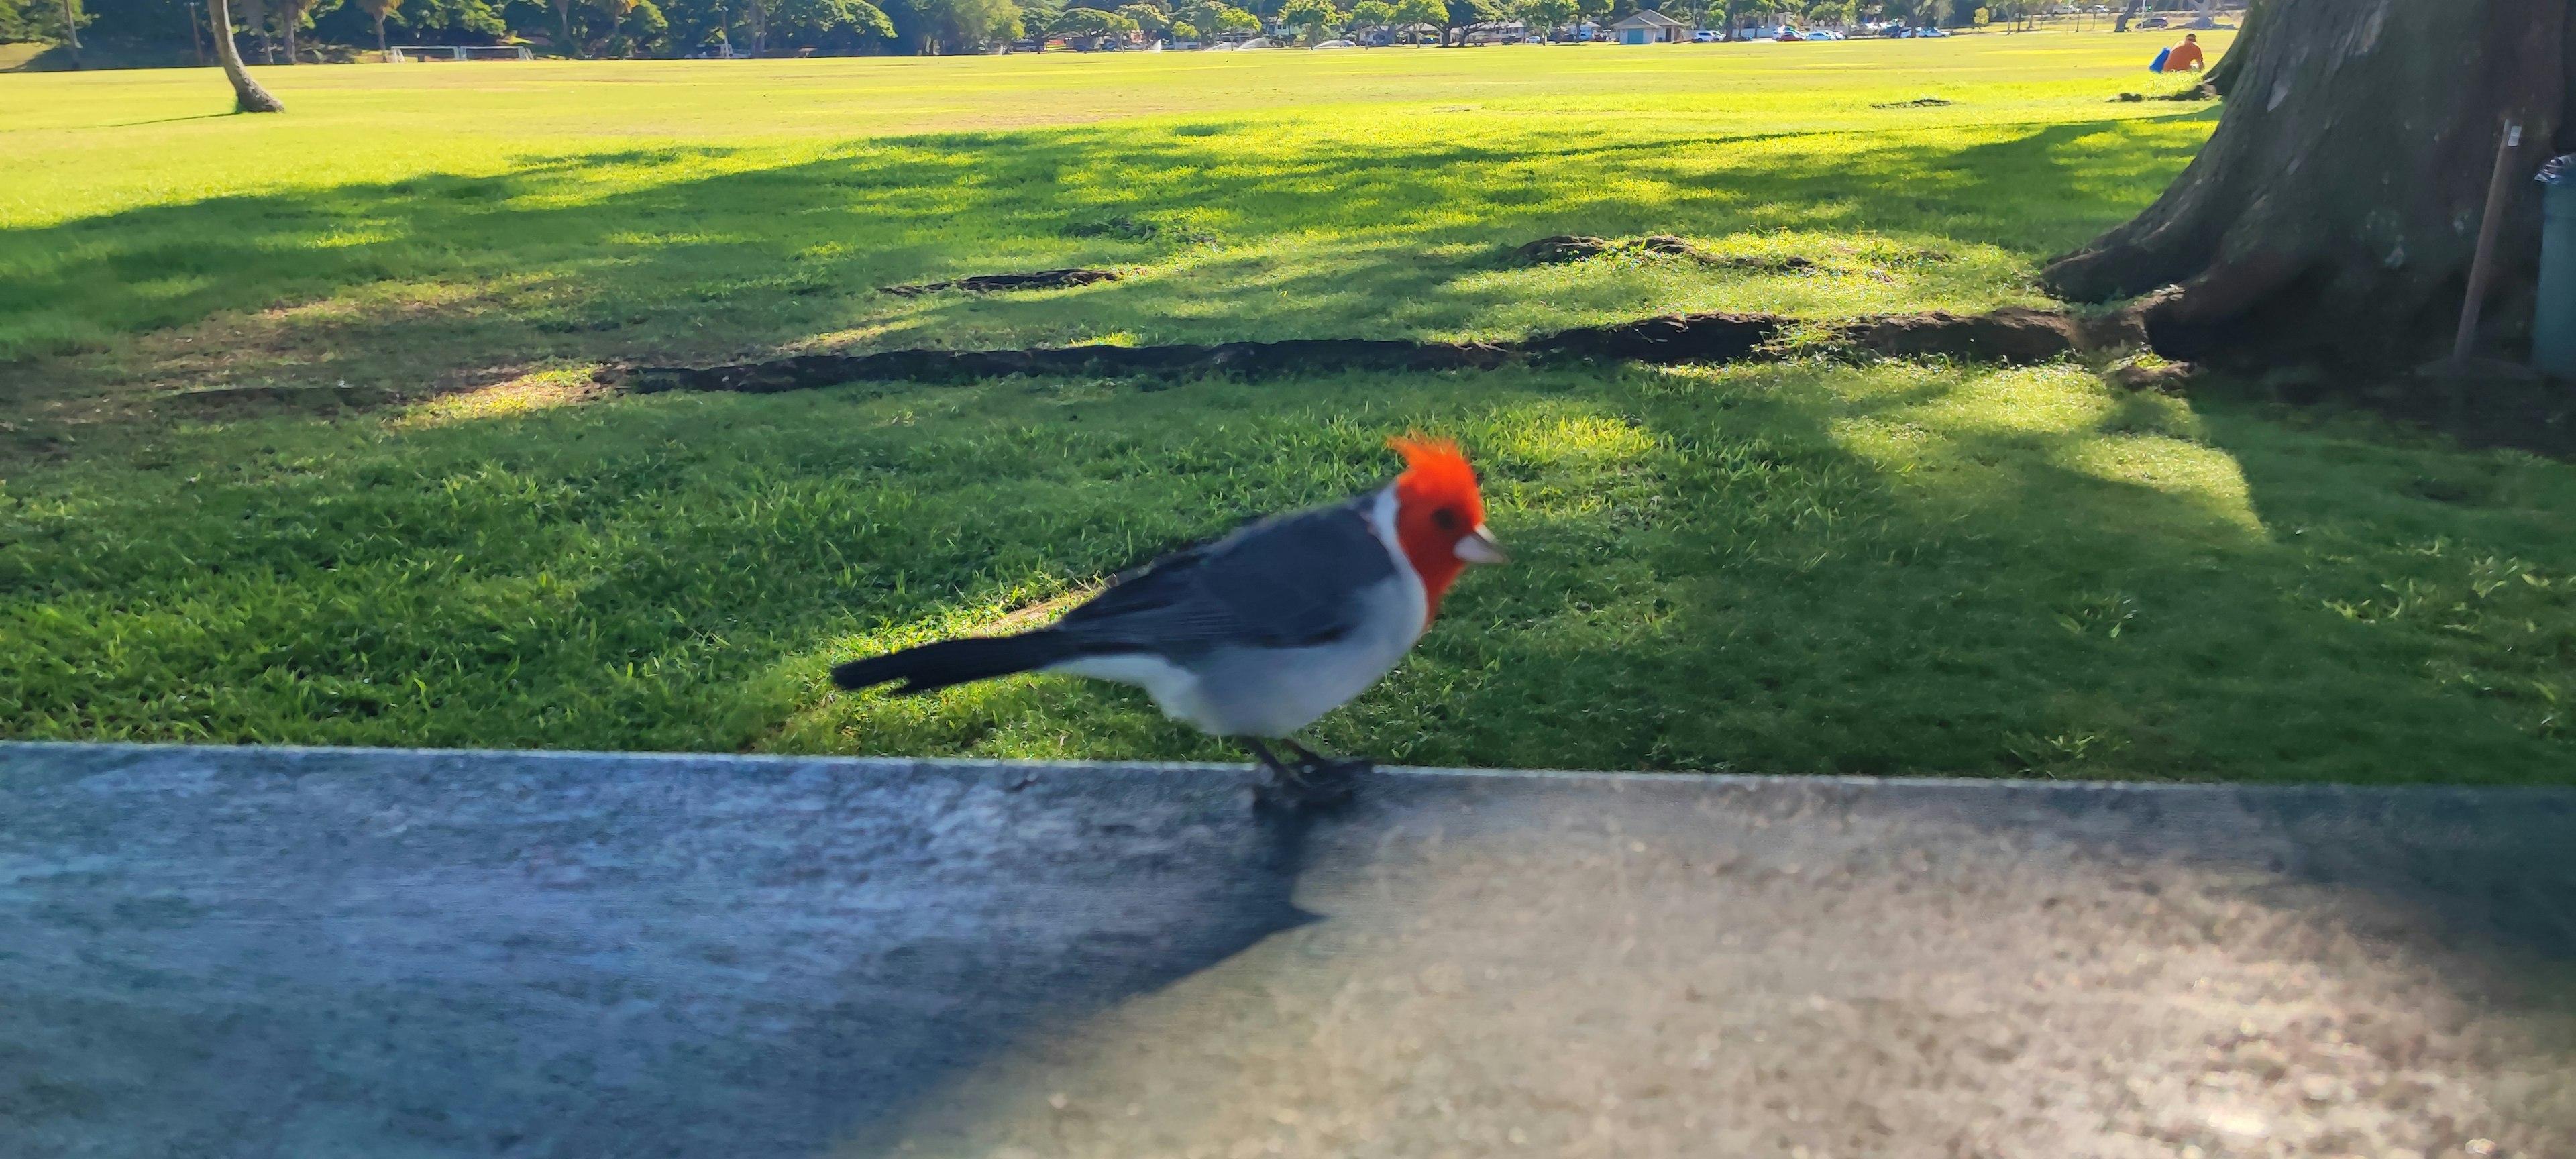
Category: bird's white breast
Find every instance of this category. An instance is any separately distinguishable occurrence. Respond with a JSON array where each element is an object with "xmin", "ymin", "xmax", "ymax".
[{"xmin": 1048, "ymin": 488, "xmax": 1428, "ymax": 738}]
